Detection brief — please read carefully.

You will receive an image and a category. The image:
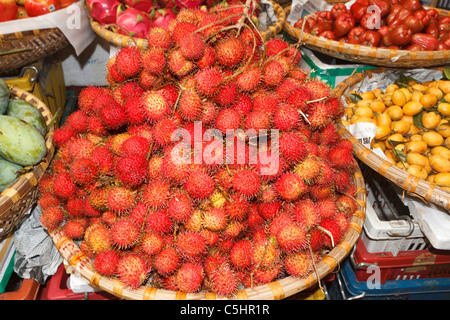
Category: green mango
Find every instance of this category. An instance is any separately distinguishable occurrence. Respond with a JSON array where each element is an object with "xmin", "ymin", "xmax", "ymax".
[
  {"xmin": 0, "ymin": 115, "xmax": 46, "ymax": 166},
  {"xmin": 7, "ymin": 98, "xmax": 47, "ymax": 136},
  {"xmin": 0, "ymin": 79, "xmax": 9, "ymax": 115},
  {"xmin": 0, "ymin": 157, "xmax": 23, "ymax": 193}
]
